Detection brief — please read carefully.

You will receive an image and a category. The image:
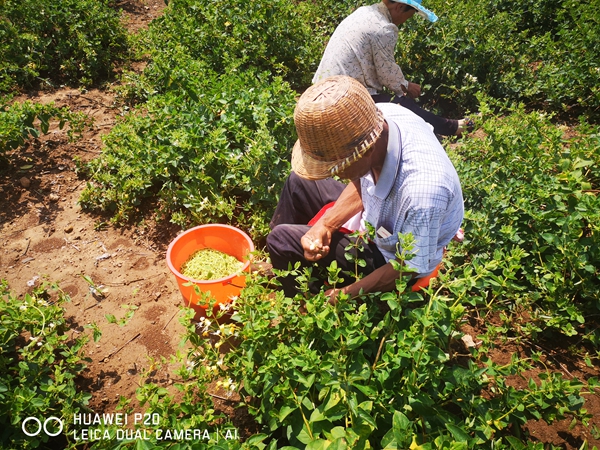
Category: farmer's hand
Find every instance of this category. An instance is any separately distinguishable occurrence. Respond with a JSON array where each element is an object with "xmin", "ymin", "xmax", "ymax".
[
  {"xmin": 301, "ymin": 223, "xmax": 332, "ymax": 261},
  {"xmin": 324, "ymin": 287, "xmax": 344, "ymax": 305},
  {"xmin": 405, "ymin": 82, "xmax": 421, "ymax": 99}
]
